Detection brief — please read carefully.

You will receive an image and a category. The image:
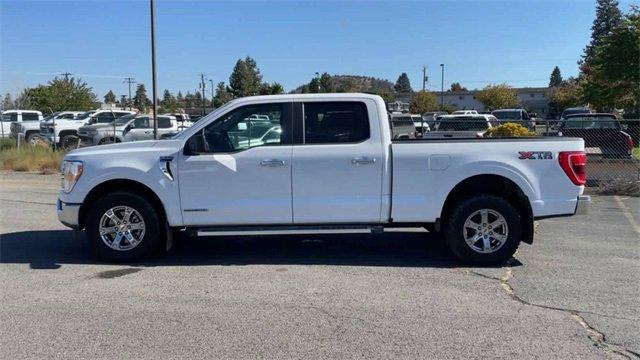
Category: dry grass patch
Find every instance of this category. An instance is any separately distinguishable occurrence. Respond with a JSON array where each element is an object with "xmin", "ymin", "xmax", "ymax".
[{"xmin": 0, "ymin": 143, "xmax": 64, "ymax": 174}]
